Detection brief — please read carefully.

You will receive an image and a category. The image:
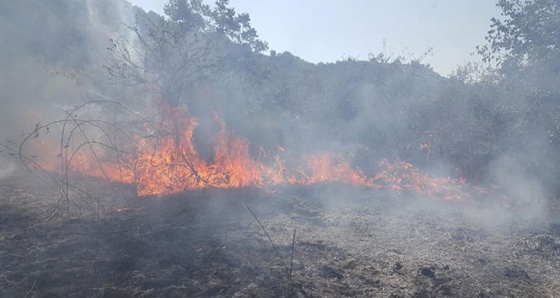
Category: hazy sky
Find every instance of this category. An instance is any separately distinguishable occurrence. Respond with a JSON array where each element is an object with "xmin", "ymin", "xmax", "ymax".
[{"xmin": 128, "ymin": 0, "xmax": 500, "ymax": 76}]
